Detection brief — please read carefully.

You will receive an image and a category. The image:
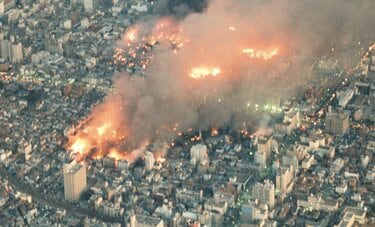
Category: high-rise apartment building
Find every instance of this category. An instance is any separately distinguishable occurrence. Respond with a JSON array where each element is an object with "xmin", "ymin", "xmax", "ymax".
[
  {"xmin": 325, "ymin": 111, "xmax": 349, "ymax": 136},
  {"xmin": 252, "ymin": 180, "xmax": 275, "ymax": 209},
  {"xmin": 63, "ymin": 161, "xmax": 87, "ymax": 201},
  {"xmin": 144, "ymin": 151, "xmax": 155, "ymax": 171},
  {"xmin": 276, "ymin": 165, "xmax": 294, "ymax": 201}
]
